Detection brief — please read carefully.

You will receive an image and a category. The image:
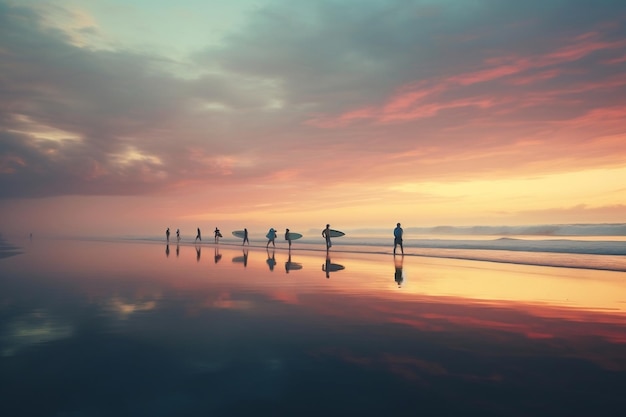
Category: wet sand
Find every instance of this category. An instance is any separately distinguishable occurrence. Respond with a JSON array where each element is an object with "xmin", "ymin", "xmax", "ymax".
[{"xmin": 1, "ymin": 237, "xmax": 625, "ymax": 416}]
